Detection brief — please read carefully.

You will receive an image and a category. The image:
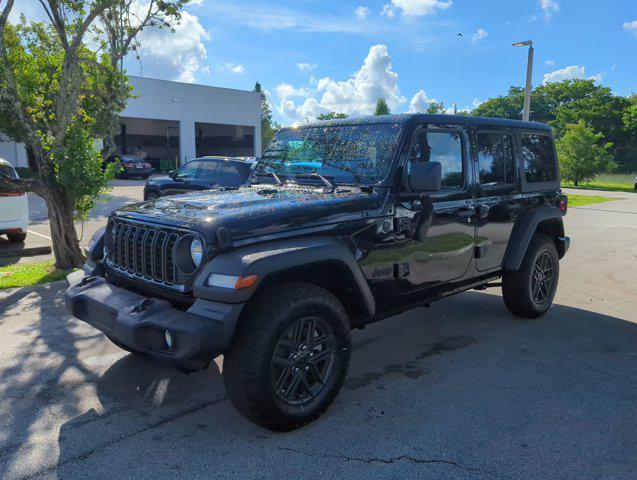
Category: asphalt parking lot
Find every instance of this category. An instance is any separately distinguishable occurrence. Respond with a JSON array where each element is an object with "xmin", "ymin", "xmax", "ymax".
[{"xmin": 0, "ymin": 188, "xmax": 636, "ymax": 479}]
